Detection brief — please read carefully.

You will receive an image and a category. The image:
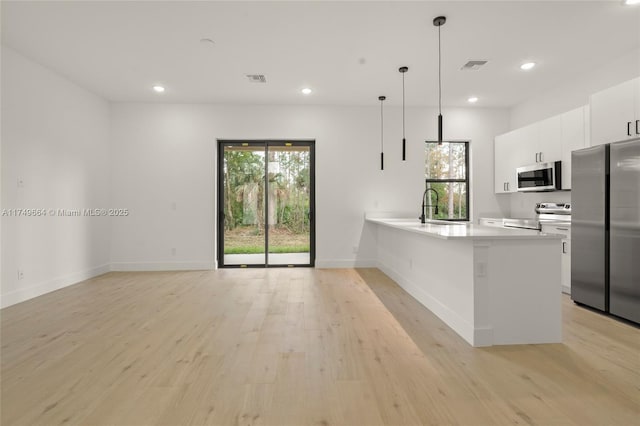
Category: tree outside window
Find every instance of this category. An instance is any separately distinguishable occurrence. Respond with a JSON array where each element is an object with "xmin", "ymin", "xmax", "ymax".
[{"xmin": 424, "ymin": 141, "xmax": 469, "ymax": 221}]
